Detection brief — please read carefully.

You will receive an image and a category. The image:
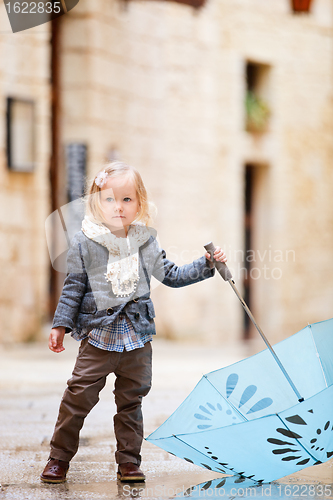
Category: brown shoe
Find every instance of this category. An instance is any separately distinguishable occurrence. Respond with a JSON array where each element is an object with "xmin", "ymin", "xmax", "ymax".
[
  {"xmin": 117, "ymin": 462, "xmax": 145, "ymax": 482},
  {"xmin": 40, "ymin": 458, "xmax": 69, "ymax": 483}
]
